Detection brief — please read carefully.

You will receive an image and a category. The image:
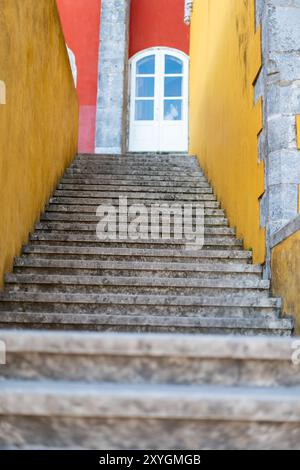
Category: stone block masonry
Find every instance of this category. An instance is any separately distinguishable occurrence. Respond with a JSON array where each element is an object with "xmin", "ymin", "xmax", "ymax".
[
  {"xmin": 95, "ymin": 0, "xmax": 130, "ymax": 154},
  {"xmin": 255, "ymin": 0, "xmax": 300, "ymax": 275}
]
